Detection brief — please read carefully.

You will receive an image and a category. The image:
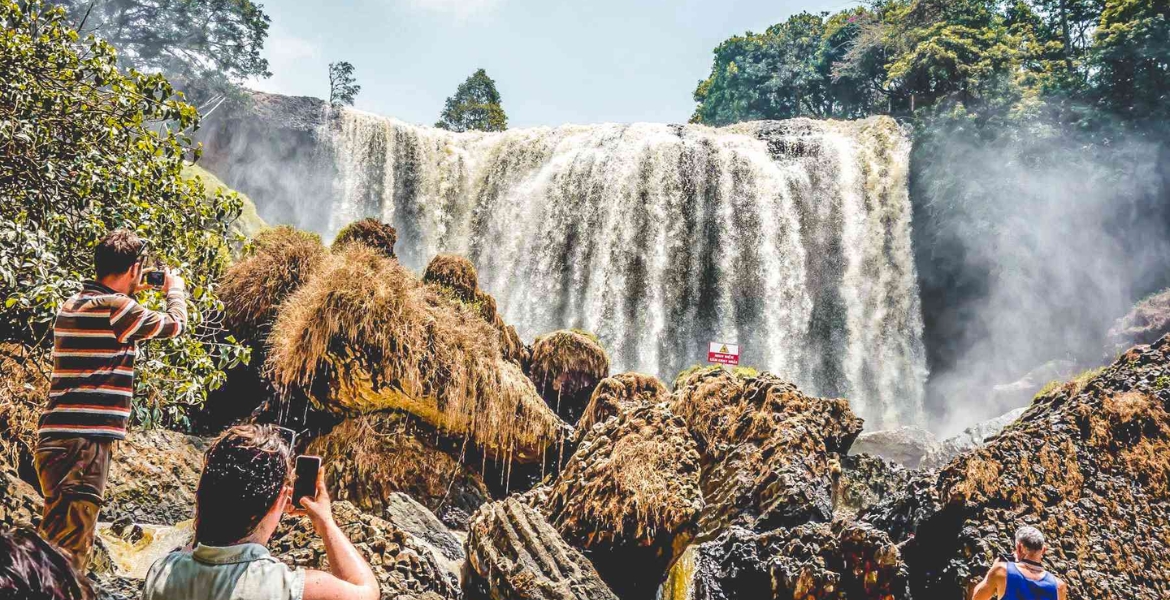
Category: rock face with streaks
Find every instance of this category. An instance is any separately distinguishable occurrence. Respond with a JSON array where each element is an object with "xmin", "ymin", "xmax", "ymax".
[
  {"xmin": 902, "ymin": 336, "xmax": 1170, "ymax": 599},
  {"xmin": 464, "ymin": 497, "xmax": 618, "ymax": 600},
  {"xmin": 528, "ymin": 331, "xmax": 610, "ymax": 424},
  {"xmin": 544, "ymin": 404, "xmax": 702, "ymax": 598}
]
